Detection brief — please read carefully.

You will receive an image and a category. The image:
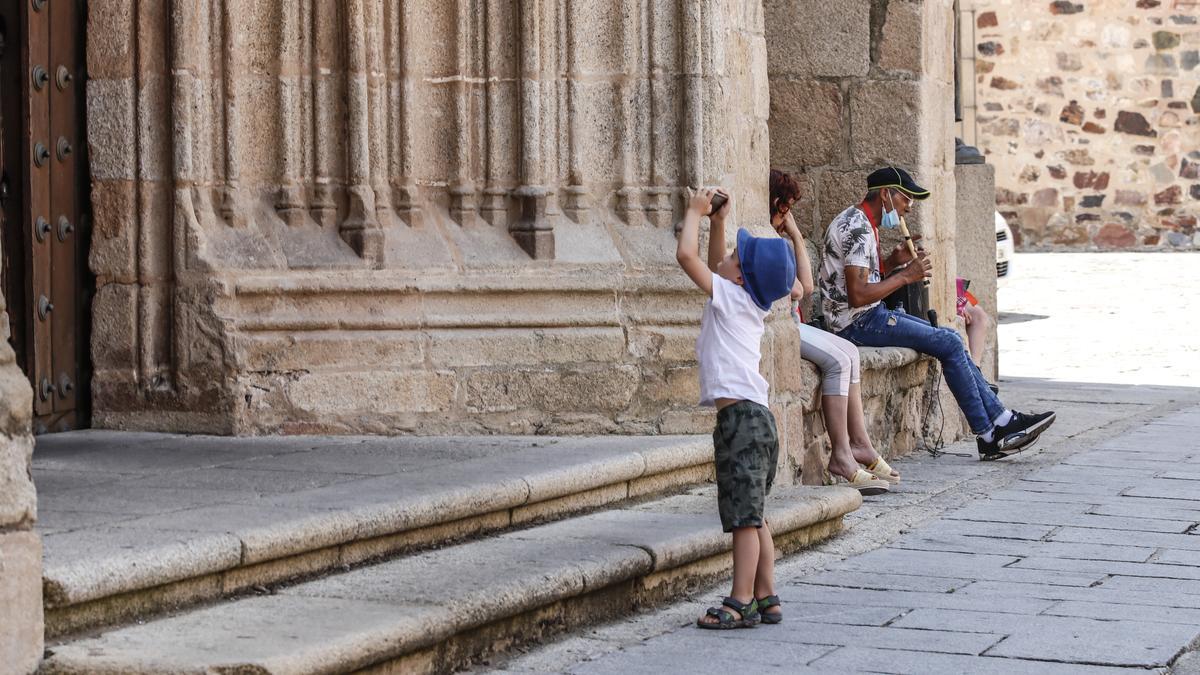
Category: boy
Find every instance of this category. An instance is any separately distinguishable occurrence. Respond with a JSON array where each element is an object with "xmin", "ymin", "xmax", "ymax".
[{"xmin": 677, "ymin": 188, "xmax": 797, "ymax": 629}]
